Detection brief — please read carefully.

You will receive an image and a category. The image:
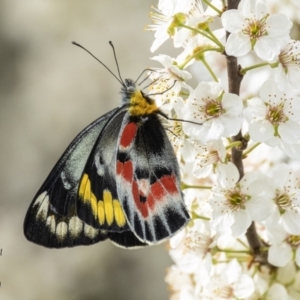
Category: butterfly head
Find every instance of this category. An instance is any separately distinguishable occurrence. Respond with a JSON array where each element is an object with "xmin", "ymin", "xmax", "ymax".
[{"xmin": 121, "ymin": 79, "xmax": 137, "ymax": 102}]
